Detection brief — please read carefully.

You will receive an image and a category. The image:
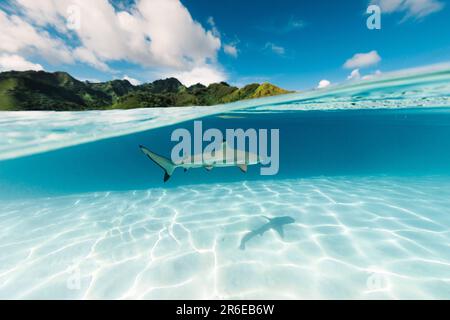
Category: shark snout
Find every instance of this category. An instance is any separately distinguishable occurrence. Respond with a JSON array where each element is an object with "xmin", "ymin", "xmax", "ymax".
[
  {"xmin": 276, "ymin": 216, "xmax": 295, "ymax": 224},
  {"xmin": 285, "ymin": 217, "xmax": 295, "ymax": 224}
]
